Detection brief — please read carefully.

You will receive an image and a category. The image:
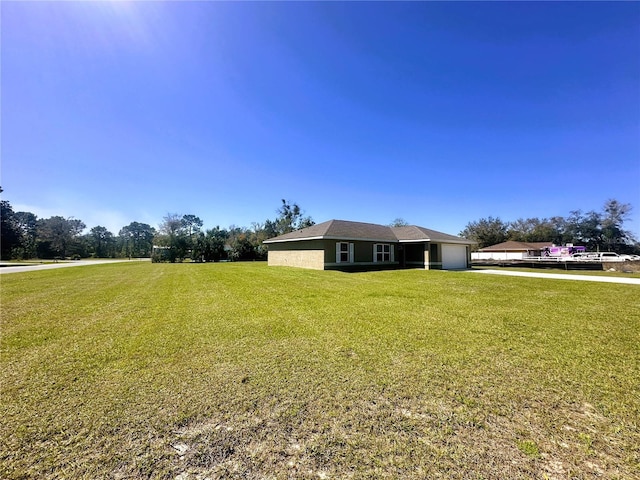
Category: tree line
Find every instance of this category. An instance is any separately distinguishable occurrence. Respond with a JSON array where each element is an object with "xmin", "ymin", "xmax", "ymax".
[
  {"xmin": 459, "ymin": 199, "xmax": 638, "ymax": 253},
  {"xmin": 2, "ymin": 189, "xmax": 637, "ymax": 261},
  {"xmin": 0, "ymin": 192, "xmax": 314, "ymax": 262}
]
